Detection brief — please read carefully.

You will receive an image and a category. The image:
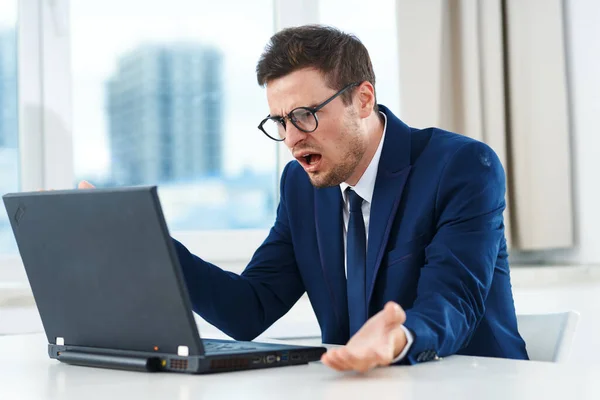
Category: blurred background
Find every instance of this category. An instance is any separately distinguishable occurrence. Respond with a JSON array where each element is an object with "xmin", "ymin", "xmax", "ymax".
[{"xmin": 1, "ymin": 0, "xmax": 599, "ymax": 365}]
